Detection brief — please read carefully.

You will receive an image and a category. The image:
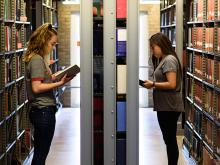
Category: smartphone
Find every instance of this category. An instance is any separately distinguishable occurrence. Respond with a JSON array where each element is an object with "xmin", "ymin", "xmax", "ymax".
[{"xmin": 139, "ymin": 79, "xmax": 145, "ymax": 87}]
